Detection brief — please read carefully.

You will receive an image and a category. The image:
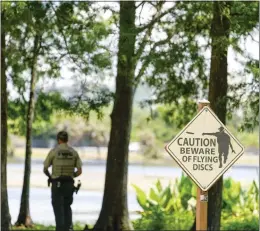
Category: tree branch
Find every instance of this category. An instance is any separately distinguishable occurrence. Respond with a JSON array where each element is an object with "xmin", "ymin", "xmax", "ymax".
[
  {"xmin": 136, "ymin": 3, "xmax": 177, "ymax": 34},
  {"xmin": 50, "ymin": 2, "xmax": 85, "ymax": 72},
  {"xmin": 135, "ymin": 2, "xmax": 166, "ymax": 63},
  {"xmin": 135, "ymin": 28, "xmax": 152, "ymax": 64},
  {"xmin": 102, "ymin": 5, "xmax": 118, "ymax": 14},
  {"xmin": 134, "ymin": 32, "xmax": 173, "ymax": 87},
  {"xmin": 146, "ymin": 2, "xmax": 158, "ymax": 8},
  {"xmin": 138, "ymin": 2, "xmax": 146, "ymax": 25},
  {"xmin": 248, "ymin": 32, "xmax": 259, "ymax": 43},
  {"xmin": 136, "ymin": 1, "xmax": 146, "ymax": 9},
  {"xmin": 17, "ymin": 85, "xmax": 28, "ymax": 104}
]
